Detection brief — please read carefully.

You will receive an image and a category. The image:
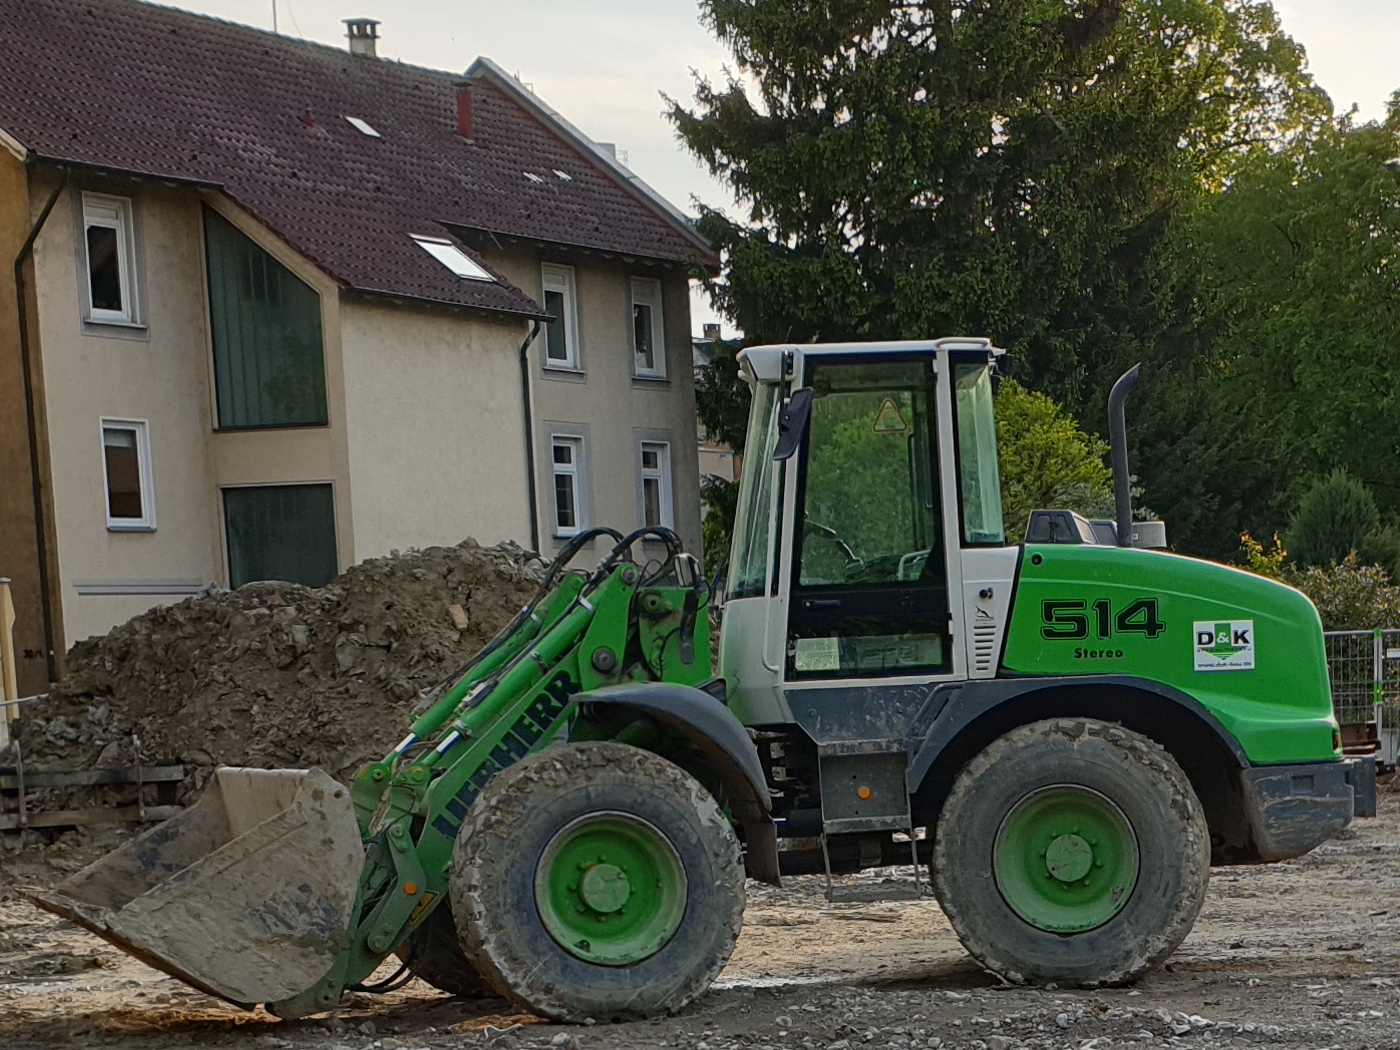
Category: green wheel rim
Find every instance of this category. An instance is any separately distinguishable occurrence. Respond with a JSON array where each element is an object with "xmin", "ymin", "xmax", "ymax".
[
  {"xmin": 993, "ymin": 785, "xmax": 1139, "ymax": 933},
  {"xmin": 534, "ymin": 811, "xmax": 687, "ymax": 966}
]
